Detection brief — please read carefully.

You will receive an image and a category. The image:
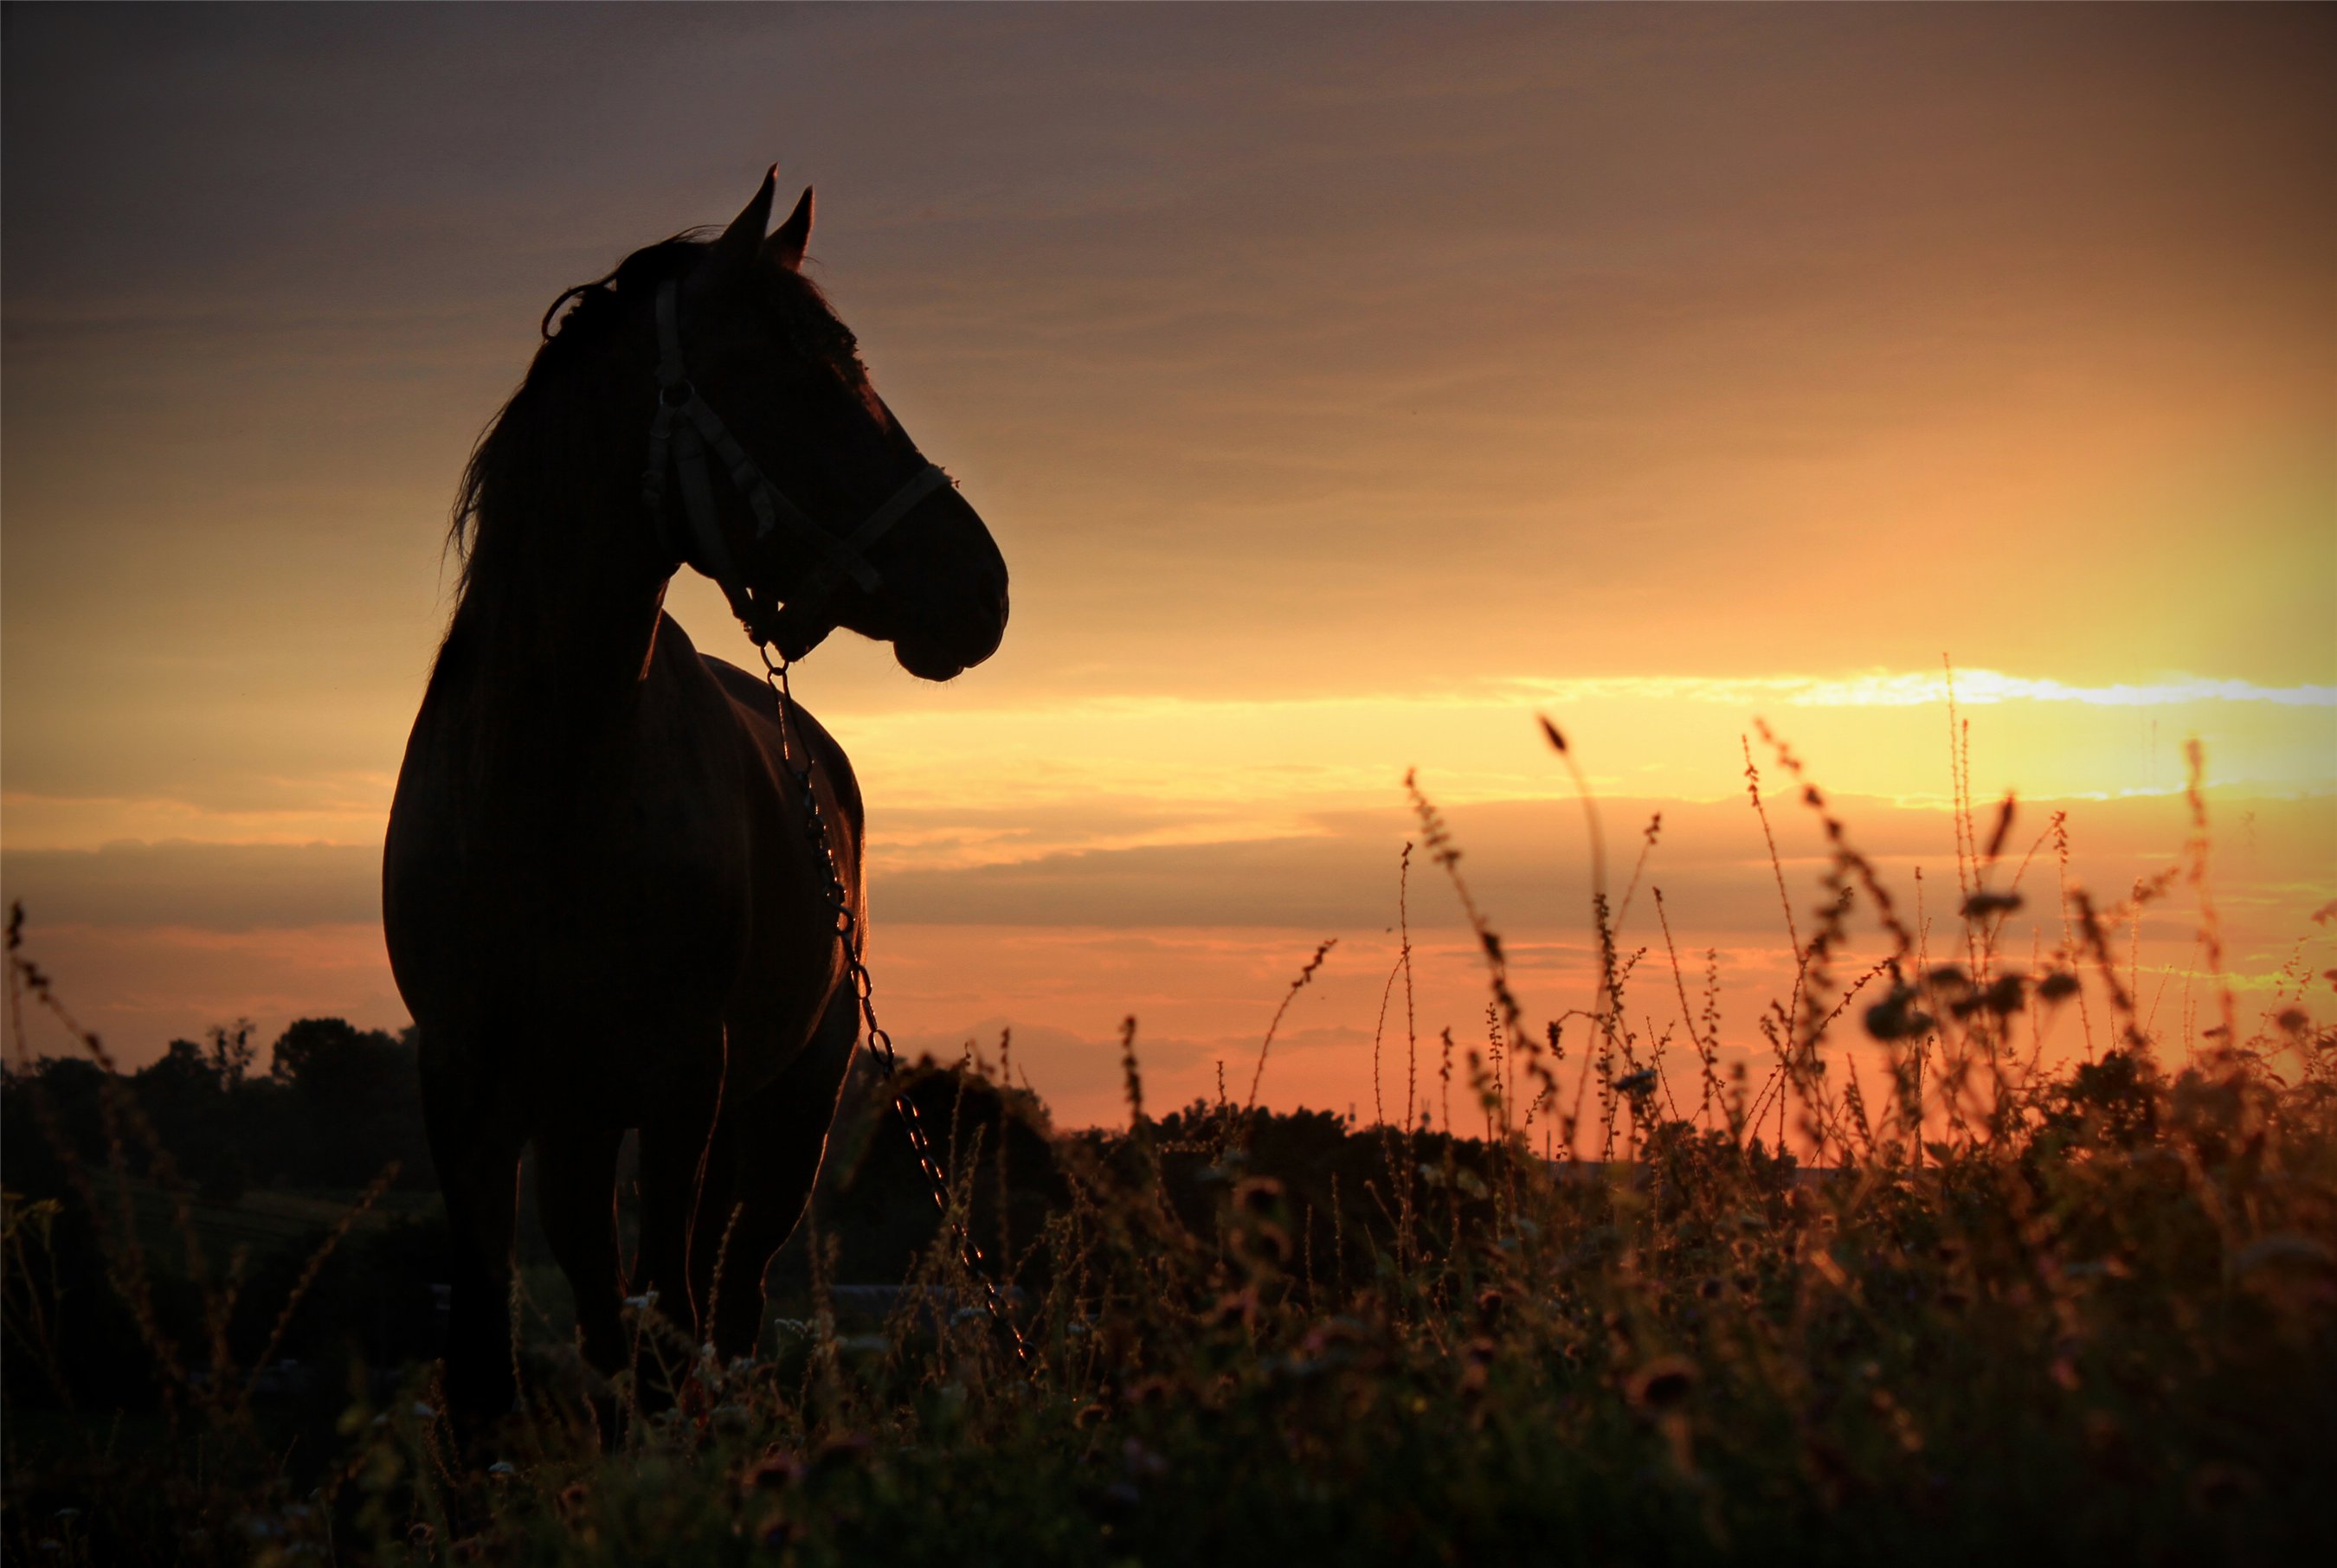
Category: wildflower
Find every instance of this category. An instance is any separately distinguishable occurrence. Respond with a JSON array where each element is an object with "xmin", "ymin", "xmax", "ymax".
[
  {"xmin": 1980, "ymin": 974, "xmax": 2027, "ymax": 1014},
  {"xmin": 2189, "ymin": 1461, "xmax": 2259, "ymax": 1511},
  {"xmin": 1459, "ymin": 1334, "xmax": 1498, "ymax": 1396},
  {"xmin": 813, "ymin": 1433, "xmax": 872, "ymax": 1475},
  {"xmin": 1207, "ymin": 1287, "xmax": 1259, "ymax": 1331},
  {"xmin": 2230, "ymin": 1232, "xmax": 2335, "ymax": 1281},
  {"xmin": 1303, "ymin": 1316, "xmax": 1370, "ymax": 1355},
  {"xmin": 1626, "ymin": 1355, "xmax": 1698, "ymax": 1411},
  {"xmin": 741, "ymin": 1449, "xmax": 803, "ymax": 1494},
  {"xmin": 1864, "ymin": 985, "xmax": 1934, "ymax": 1042},
  {"xmin": 1122, "ymin": 1437, "xmax": 1169, "ymax": 1481},
  {"xmin": 1120, "ymin": 1374, "xmax": 1175, "ymax": 1409}
]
